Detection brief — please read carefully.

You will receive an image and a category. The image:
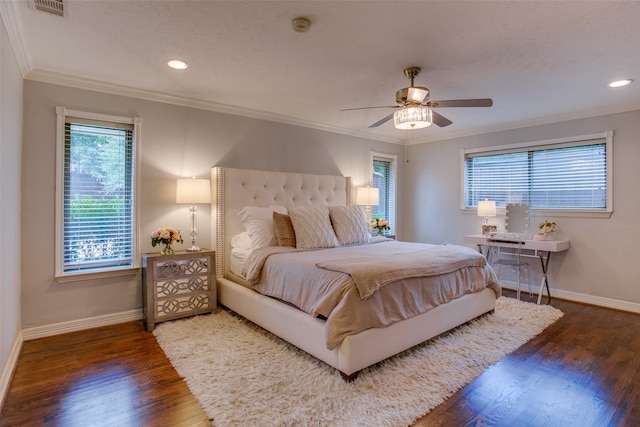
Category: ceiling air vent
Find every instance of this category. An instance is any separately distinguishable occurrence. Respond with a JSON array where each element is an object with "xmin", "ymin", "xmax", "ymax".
[{"xmin": 31, "ymin": 0, "xmax": 65, "ymax": 17}]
